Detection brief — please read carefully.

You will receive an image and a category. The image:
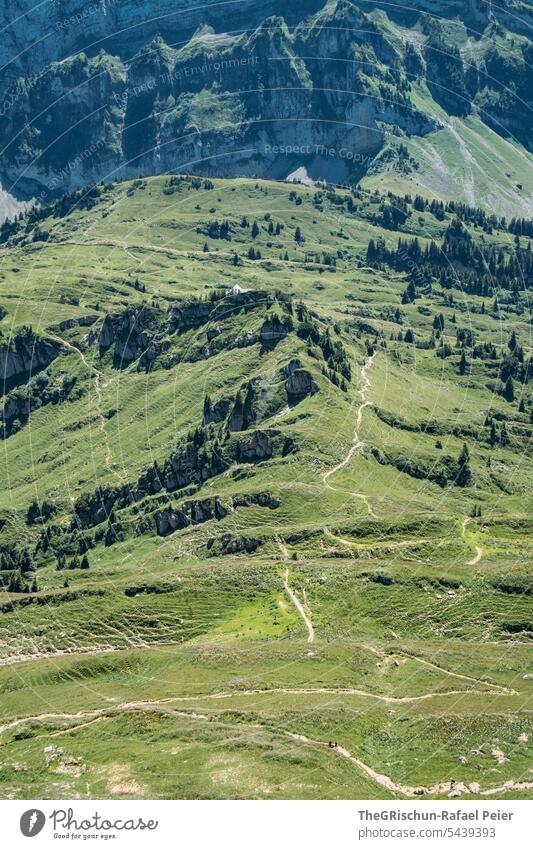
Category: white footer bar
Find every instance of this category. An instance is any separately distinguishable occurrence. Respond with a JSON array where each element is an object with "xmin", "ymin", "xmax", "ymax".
[{"xmin": 2, "ymin": 799, "xmax": 531, "ymax": 848}]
